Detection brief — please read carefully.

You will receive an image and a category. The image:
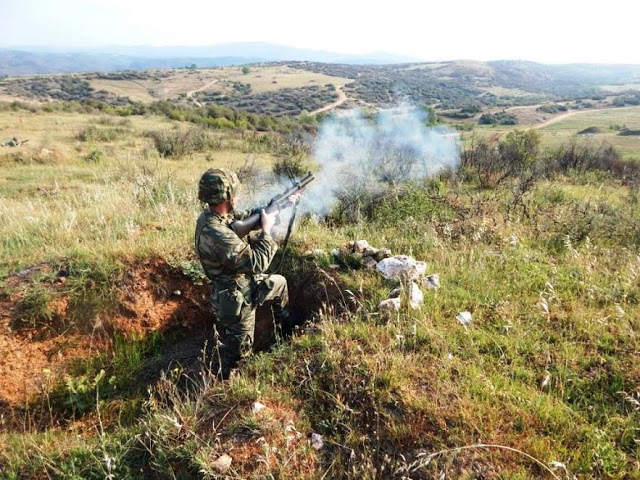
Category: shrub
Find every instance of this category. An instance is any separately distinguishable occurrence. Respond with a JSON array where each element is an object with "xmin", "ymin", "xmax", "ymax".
[
  {"xmin": 146, "ymin": 127, "xmax": 215, "ymax": 157},
  {"xmin": 461, "ymin": 130, "xmax": 541, "ymax": 188},
  {"xmin": 84, "ymin": 148, "xmax": 105, "ymax": 163},
  {"xmin": 271, "ymin": 135, "xmax": 311, "ymax": 181},
  {"xmin": 478, "ymin": 111, "xmax": 517, "ymax": 125},
  {"xmin": 76, "ymin": 125, "xmax": 128, "ymax": 142}
]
